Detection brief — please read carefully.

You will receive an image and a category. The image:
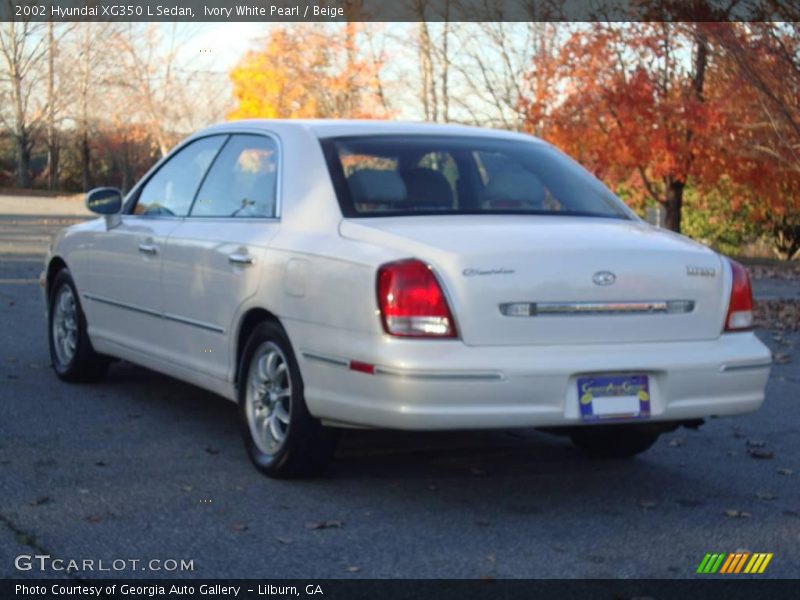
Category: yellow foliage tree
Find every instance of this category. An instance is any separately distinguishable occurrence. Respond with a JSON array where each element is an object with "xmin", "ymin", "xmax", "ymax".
[{"xmin": 228, "ymin": 24, "xmax": 390, "ymax": 120}]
